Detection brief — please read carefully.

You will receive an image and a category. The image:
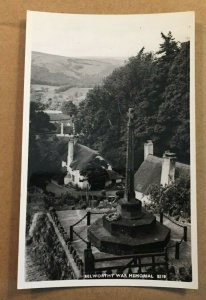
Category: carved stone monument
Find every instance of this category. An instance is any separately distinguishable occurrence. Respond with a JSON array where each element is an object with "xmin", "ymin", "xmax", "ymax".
[{"xmin": 88, "ymin": 108, "xmax": 170, "ymax": 255}]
